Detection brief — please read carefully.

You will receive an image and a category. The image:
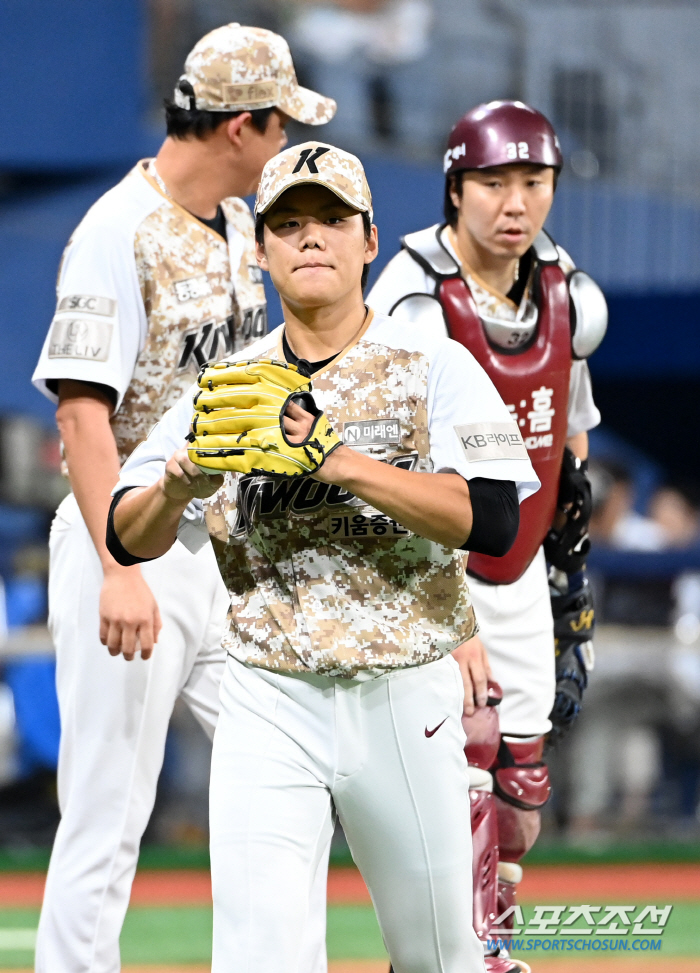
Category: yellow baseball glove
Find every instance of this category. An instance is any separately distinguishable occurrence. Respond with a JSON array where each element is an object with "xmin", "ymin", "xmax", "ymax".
[{"xmin": 187, "ymin": 359, "xmax": 342, "ymax": 477}]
